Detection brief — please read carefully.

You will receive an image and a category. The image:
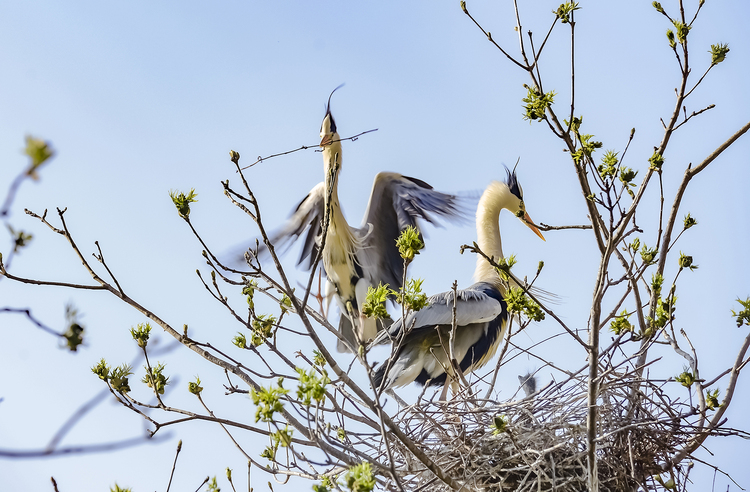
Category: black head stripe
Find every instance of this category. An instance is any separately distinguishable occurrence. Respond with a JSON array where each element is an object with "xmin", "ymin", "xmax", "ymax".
[
  {"xmin": 504, "ymin": 166, "xmax": 522, "ymax": 200},
  {"xmin": 324, "ymin": 84, "xmax": 345, "ymax": 134}
]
